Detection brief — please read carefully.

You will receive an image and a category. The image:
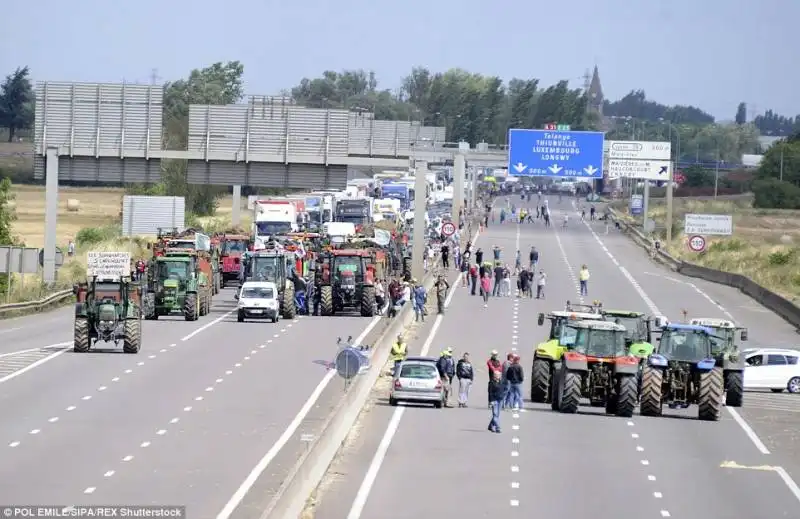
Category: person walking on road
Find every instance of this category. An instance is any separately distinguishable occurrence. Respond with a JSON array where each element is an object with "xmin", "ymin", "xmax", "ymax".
[
  {"xmin": 487, "ymin": 350, "xmax": 503, "ymax": 408},
  {"xmin": 501, "ymin": 353, "xmax": 514, "ymax": 409},
  {"xmin": 579, "ymin": 265, "xmax": 590, "ymax": 296},
  {"xmin": 412, "ymin": 280, "xmax": 427, "ymax": 322},
  {"xmin": 506, "ymin": 355, "xmax": 524, "ymax": 411},
  {"xmin": 436, "ymin": 348, "xmax": 456, "ymax": 407},
  {"xmin": 434, "ymin": 274, "xmax": 449, "ymax": 315},
  {"xmin": 390, "ymin": 334, "xmax": 407, "ymax": 375},
  {"xmin": 529, "ymin": 246, "xmax": 539, "ymax": 271},
  {"xmin": 469, "ymin": 263, "xmax": 479, "ymax": 295},
  {"xmin": 456, "ymin": 352, "xmax": 474, "ymax": 407},
  {"xmin": 488, "ymin": 370, "xmax": 504, "ymax": 433},
  {"xmin": 441, "ymin": 242, "xmax": 450, "ymax": 270},
  {"xmin": 480, "ymin": 272, "xmax": 492, "ymax": 307},
  {"xmin": 536, "ymin": 270, "xmax": 547, "ymax": 299}
]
